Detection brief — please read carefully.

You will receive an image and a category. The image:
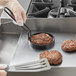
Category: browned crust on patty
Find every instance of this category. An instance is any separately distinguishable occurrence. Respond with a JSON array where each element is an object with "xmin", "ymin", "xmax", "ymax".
[
  {"xmin": 30, "ymin": 33, "xmax": 53, "ymax": 45},
  {"xmin": 61, "ymin": 40, "xmax": 76, "ymax": 52},
  {"xmin": 40, "ymin": 50, "xmax": 62, "ymax": 65}
]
